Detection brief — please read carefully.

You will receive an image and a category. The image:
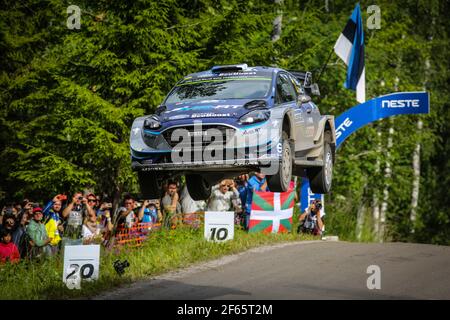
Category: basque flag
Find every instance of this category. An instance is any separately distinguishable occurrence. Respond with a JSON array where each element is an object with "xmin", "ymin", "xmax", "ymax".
[
  {"xmin": 334, "ymin": 3, "xmax": 365, "ymax": 103},
  {"xmin": 249, "ymin": 189, "xmax": 295, "ymax": 234}
]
